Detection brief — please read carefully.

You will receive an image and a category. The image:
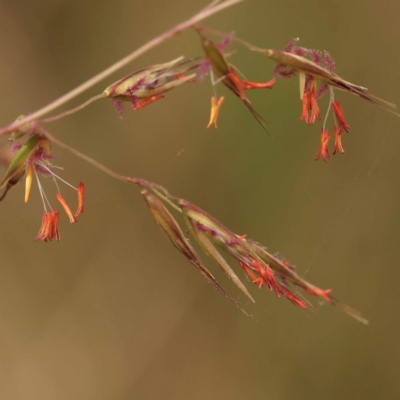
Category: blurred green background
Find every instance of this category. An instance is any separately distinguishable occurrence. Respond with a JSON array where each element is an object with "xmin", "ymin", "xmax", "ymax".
[{"xmin": 0, "ymin": 0, "xmax": 399, "ymax": 399}]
